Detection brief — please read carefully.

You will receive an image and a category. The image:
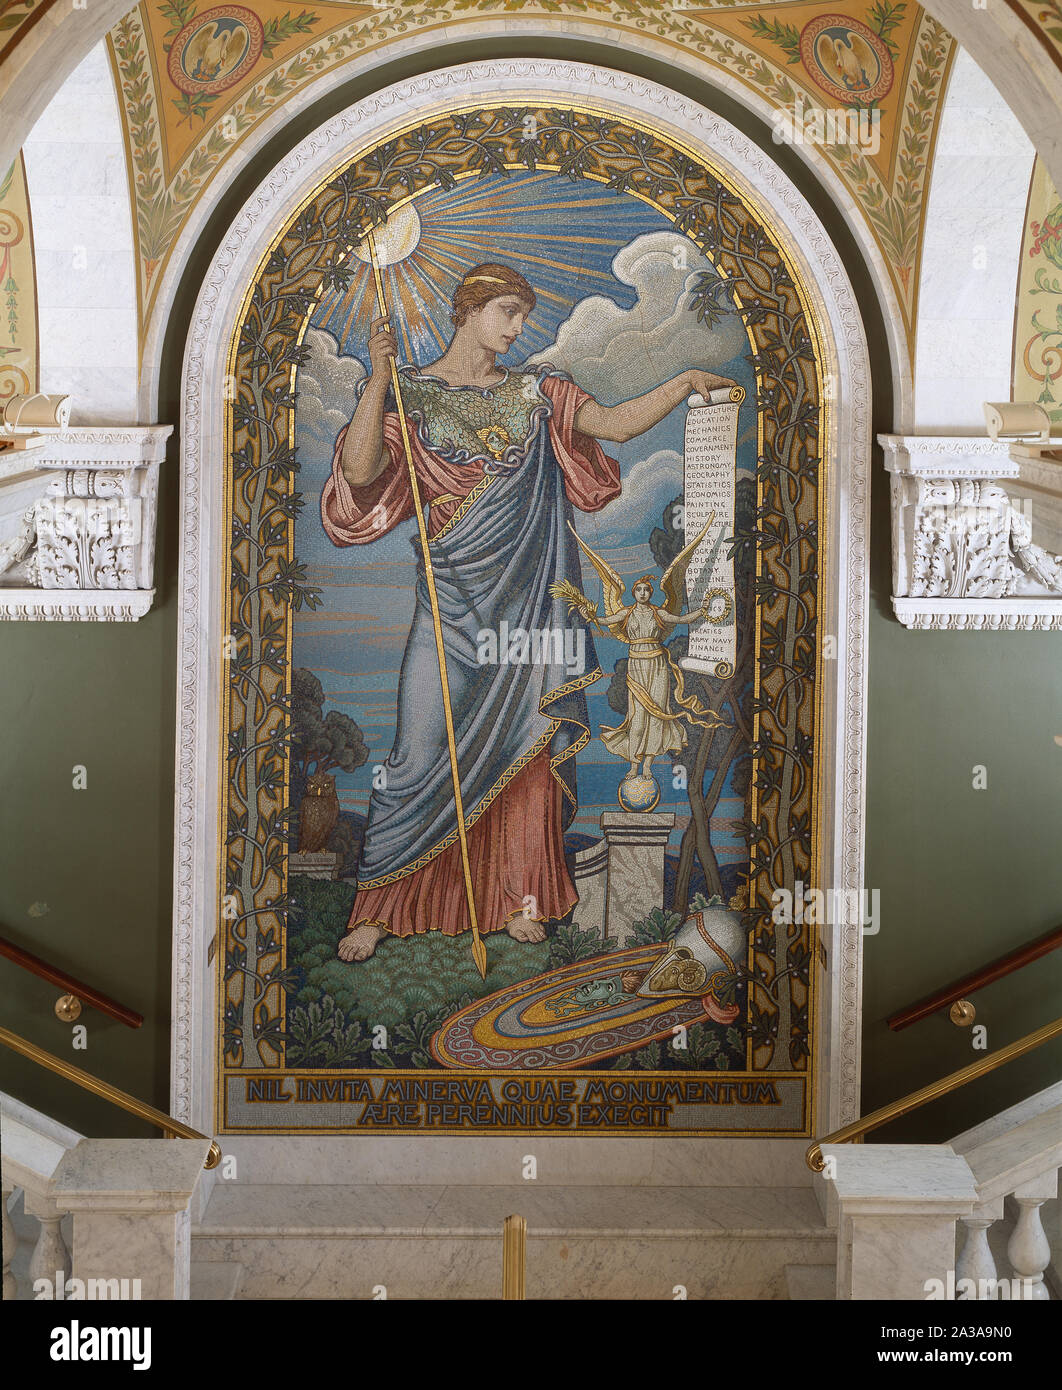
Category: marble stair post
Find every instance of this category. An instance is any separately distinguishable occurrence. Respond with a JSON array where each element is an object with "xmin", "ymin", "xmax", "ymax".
[
  {"xmin": 950, "ymin": 1083, "xmax": 1062, "ymax": 1298},
  {"xmin": 825, "ymin": 1145, "xmax": 977, "ymax": 1300},
  {"xmin": 956, "ymin": 1198, "xmax": 1004, "ymax": 1293},
  {"xmin": 52, "ymin": 1139, "xmax": 211, "ymax": 1301},
  {"xmin": 1, "ymin": 1105, "xmax": 78, "ymax": 1299},
  {"xmin": 2, "ymin": 1186, "xmax": 16, "ymax": 1299}
]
